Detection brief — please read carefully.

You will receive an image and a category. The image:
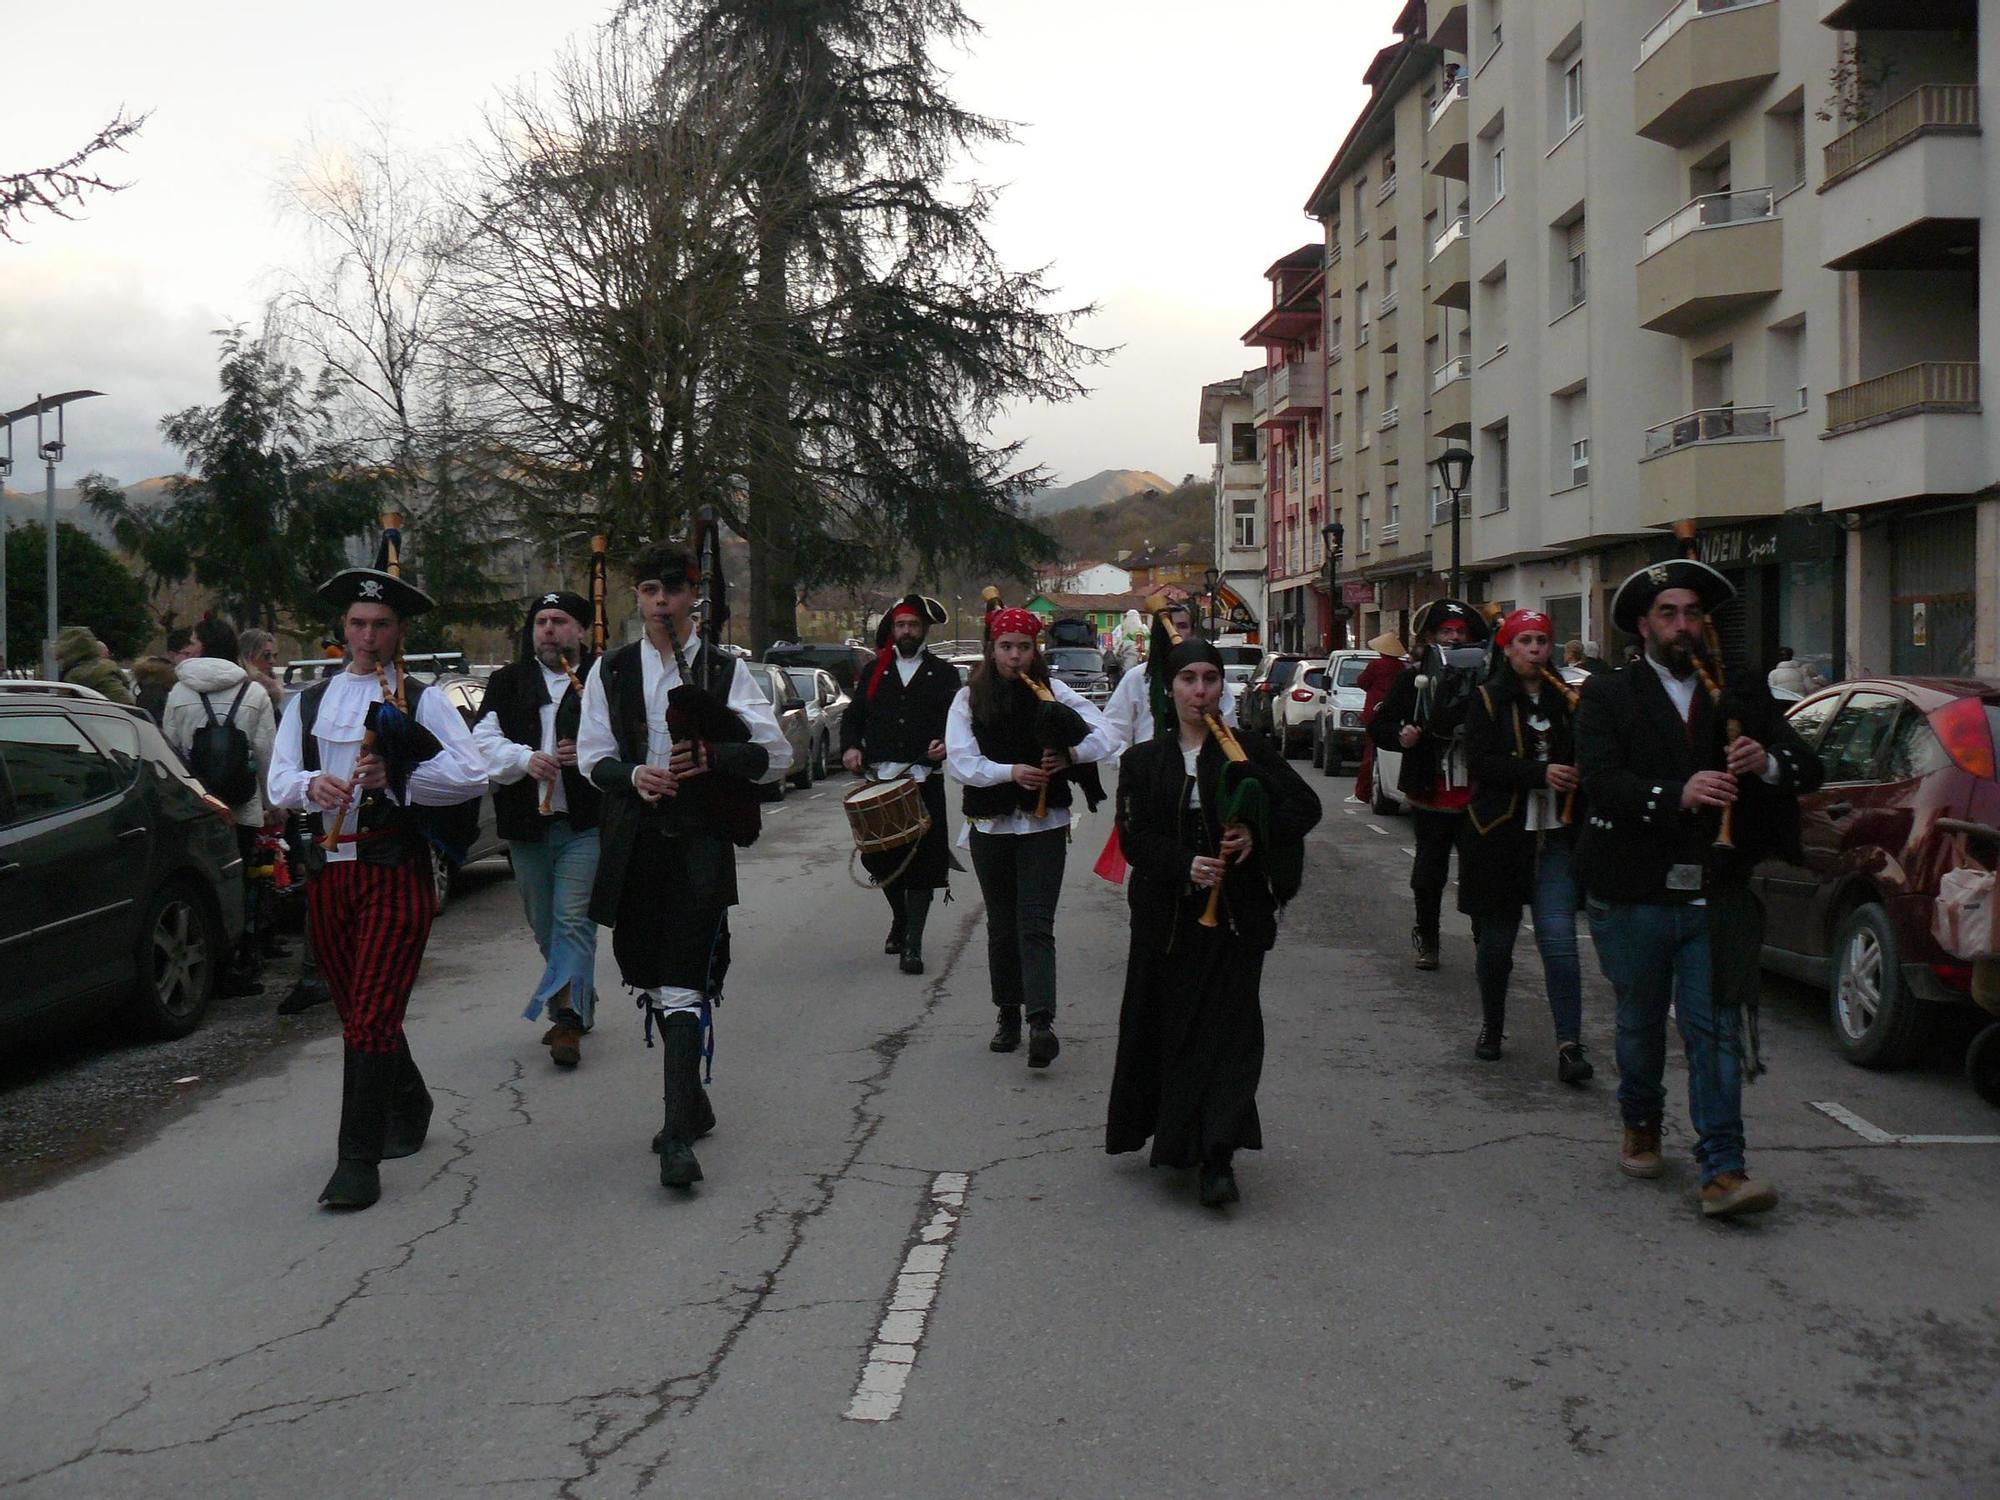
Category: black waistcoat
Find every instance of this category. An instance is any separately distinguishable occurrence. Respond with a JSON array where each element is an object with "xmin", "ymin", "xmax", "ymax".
[
  {"xmin": 479, "ymin": 657, "xmax": 601, "ymax": 841},
  {"xmin": 295, "ymin": 675, "xmax": 481, "ymax": 867},
  {"xmin": 843, "ymin": 651, "xmax": 957, "ymax": 765},
  {"xmin": 962, "ymin": 678, "xmax": 1077, "ymax": 819}
]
